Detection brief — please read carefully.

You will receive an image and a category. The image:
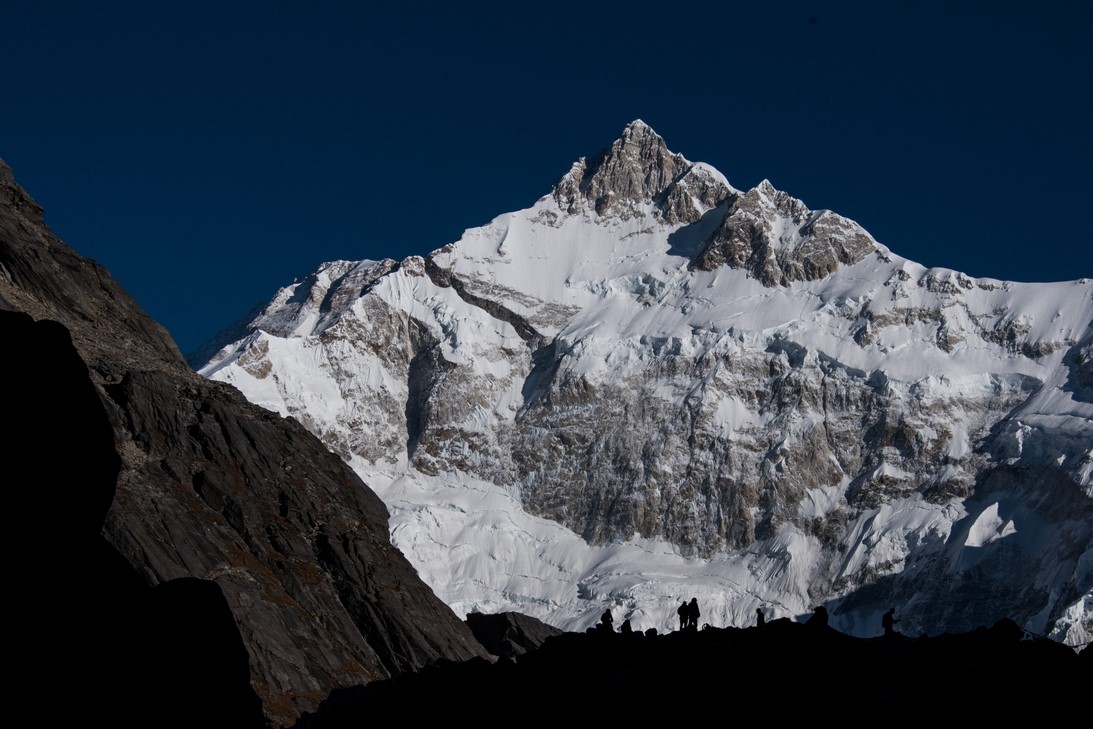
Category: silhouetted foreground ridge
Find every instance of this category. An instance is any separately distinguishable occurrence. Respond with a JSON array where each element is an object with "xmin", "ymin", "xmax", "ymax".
[
  {"xmin": 1, "ymin": 158, "xmax": 489, "ymax": 728},
  {"xmin": 299, "ymin": 617, "xmax": 1089, "ymax": 728},
  {"xmin": 2, "ymin": 310, "xmax": 266, "ymax": 729}
]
